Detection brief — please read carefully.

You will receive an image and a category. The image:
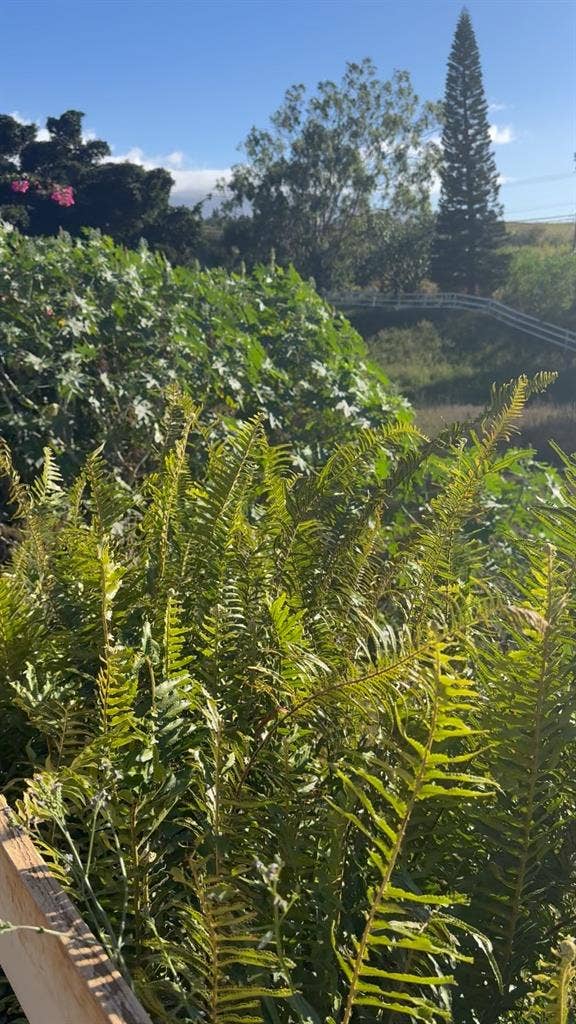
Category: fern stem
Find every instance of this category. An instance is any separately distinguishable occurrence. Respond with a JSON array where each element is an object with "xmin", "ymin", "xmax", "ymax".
[
  {"xmin": 55, "ymin": 819, "xmax": 130, "ymax": 976},
  {"xmin": 555, "ymin": 940, "xmax": 576, "ymax": 1024},
  {"xmin": 85, "ymin": 795, "xmax": 104, "ymax": 881},
  {"xmin": 129, "ymin": 802, "xmax": 143, "ymax": 956}
]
